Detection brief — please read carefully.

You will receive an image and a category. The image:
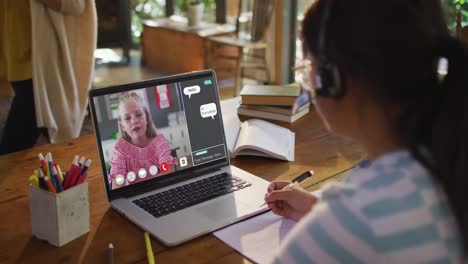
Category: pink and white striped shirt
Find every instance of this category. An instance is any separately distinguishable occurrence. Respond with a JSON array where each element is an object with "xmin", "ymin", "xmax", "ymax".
[{"xmin": 109, "ymin": 134, "xmax": 177, "ymax": 186}]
